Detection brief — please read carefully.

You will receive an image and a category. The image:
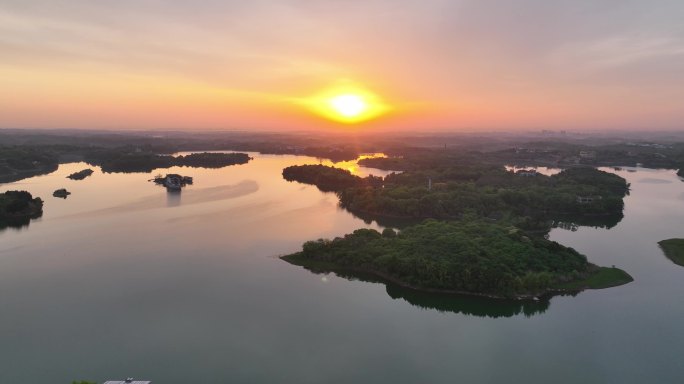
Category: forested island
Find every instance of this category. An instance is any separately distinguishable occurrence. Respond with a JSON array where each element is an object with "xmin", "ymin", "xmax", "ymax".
[
  {"xmin": 0, "ymin": 190, "xmax": 43, "ymax": 229},
  {"xmin": 67, "ymin": 168, "xmax": 94, "ymax": 180},
  {"xmin": 282, "ymin": 219, "xmax": 632, "ymax": 298},
  {"xmin": 658, "ymin": 239, "xmax": 684, "ymax": 267},
  {"xmin": 283, "ymin": 163, "xmax": 628, "ymax": 230}
]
